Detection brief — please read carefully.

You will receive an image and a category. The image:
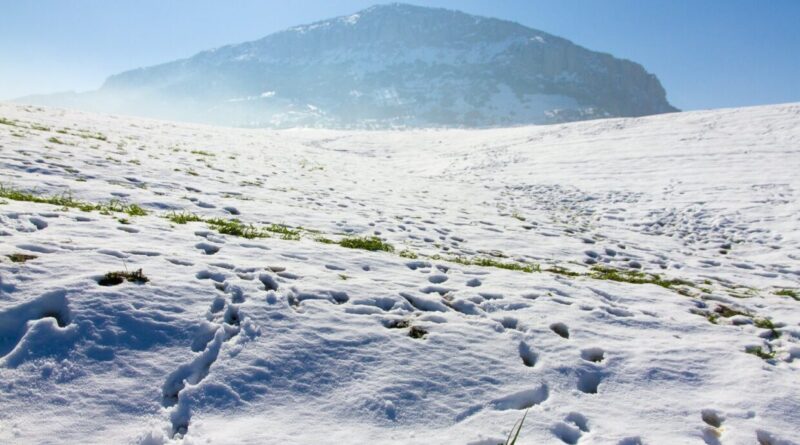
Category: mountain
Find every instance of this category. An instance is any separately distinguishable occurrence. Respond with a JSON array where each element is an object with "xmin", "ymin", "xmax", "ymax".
[{"xmin": 19, "ymin": 3, "xmax": 678, "ymax": 128}]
